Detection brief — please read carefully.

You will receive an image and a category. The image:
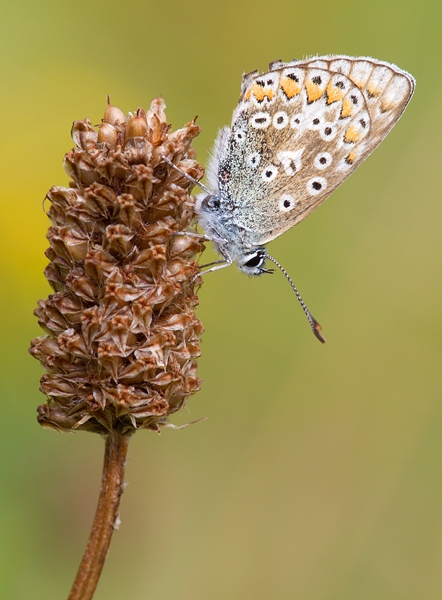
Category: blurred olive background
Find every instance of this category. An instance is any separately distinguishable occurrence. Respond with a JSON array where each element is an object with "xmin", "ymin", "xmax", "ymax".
[{"xmin": 1, "ymin": 0, "xmax": 441, "ymax": 598}]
